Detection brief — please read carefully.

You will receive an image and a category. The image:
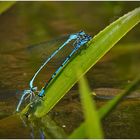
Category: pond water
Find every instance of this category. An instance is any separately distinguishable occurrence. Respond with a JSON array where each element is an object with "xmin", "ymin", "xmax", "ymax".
[{"xmin": 0, "ymin": 1, "xmax": 140, "ymax": 138}]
